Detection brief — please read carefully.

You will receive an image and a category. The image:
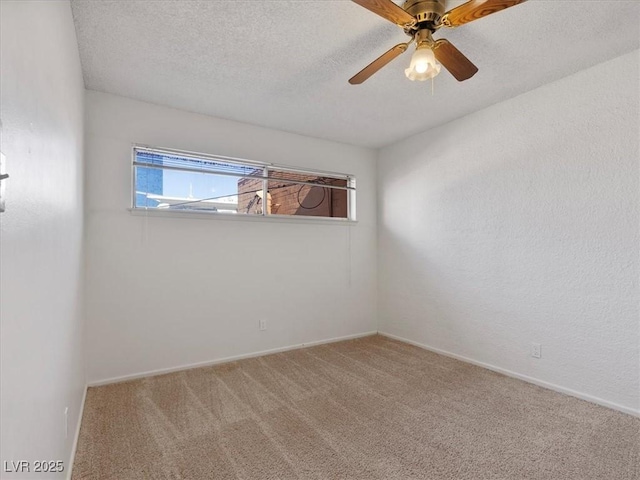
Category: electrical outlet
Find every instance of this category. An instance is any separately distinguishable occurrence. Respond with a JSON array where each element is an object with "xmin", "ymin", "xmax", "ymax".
[
  {"xmin": 64, "ymin": 407, "xmax": 69, "ymax": 438},
  {"xmin": 259, "ymin": 319, "xmax": 267, "ymax": 331},
  {"xmin": 531, "ymin": 343, "xmax": 541, "ymax": 359}
]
